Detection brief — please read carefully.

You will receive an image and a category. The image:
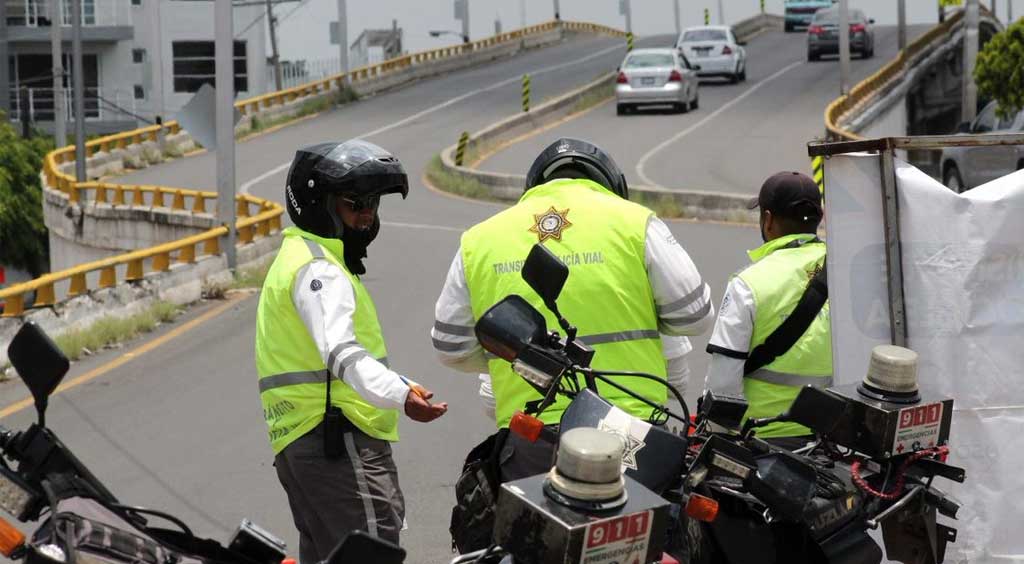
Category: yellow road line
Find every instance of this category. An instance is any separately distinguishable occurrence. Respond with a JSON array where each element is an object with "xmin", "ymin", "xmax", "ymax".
[{"xmin": 0, "ymin": 292, "xmax": 251, "ymax": 420}]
